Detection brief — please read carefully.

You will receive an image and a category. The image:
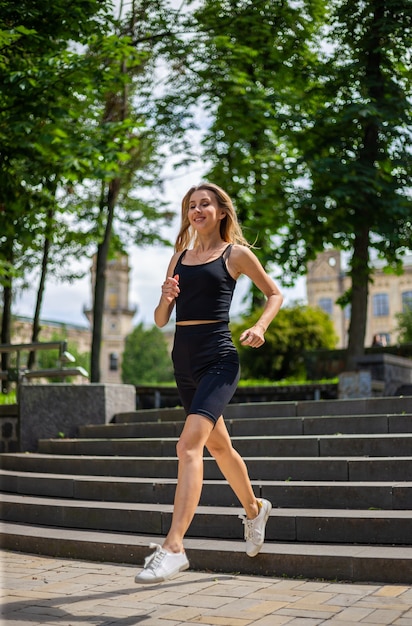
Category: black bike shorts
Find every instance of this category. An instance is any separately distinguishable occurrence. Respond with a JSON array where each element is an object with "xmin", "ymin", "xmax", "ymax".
[{"xmin": 172, "ymin": 321, "xmax": 240, "ymax": 425}]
